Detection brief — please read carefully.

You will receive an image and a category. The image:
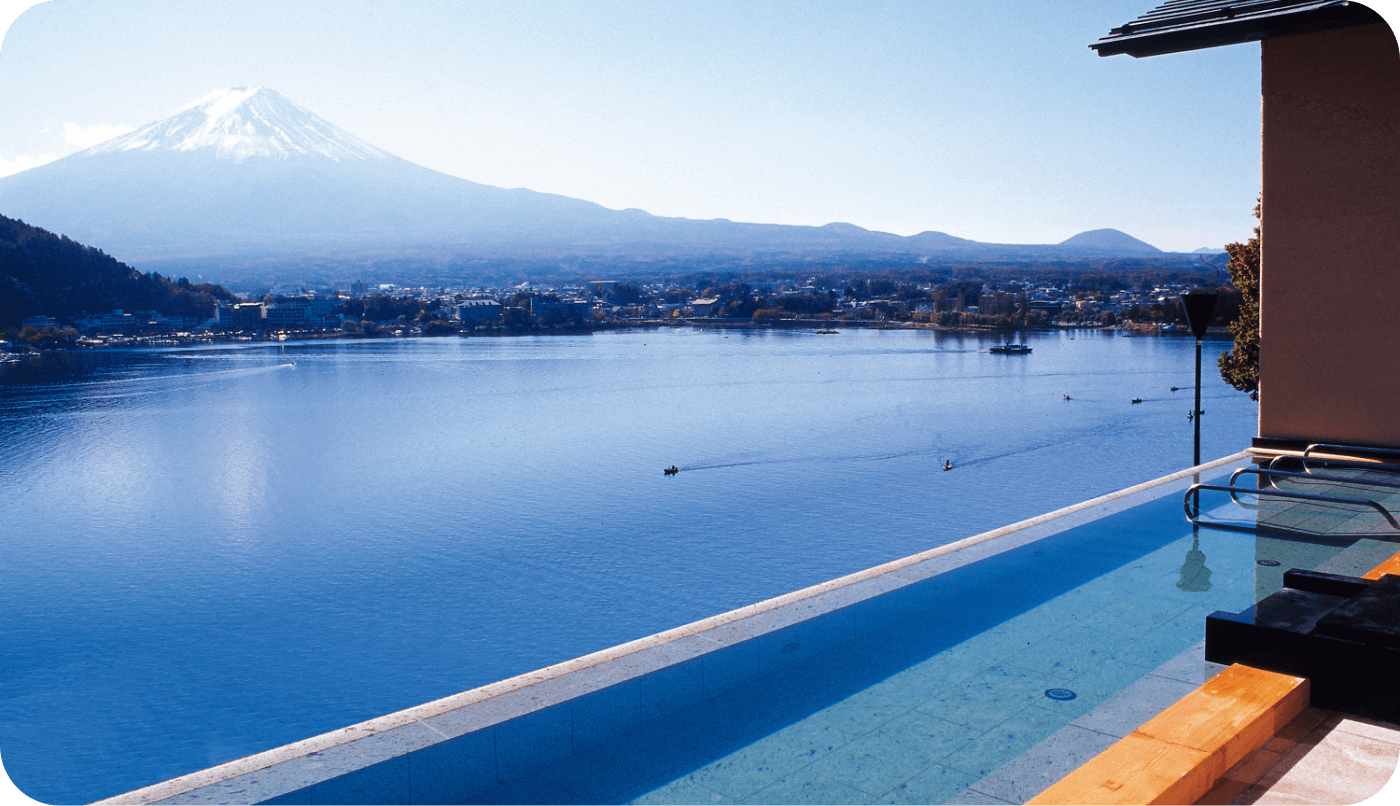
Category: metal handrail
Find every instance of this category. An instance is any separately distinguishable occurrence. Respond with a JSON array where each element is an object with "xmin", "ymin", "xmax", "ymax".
[
  {"xmin": 1267, "ymin": 453, "xmax": 1400, "ymax": 475},
  {"xmin": 1268, "ymin": 442, "xmax": 1400, "ymax": 476},
  {"xmin": 1184, "ymin": 483, "xmax": 1400, "ymax": 532},
  {"xmin": 1304, "ymin": 443, "xmax": 1400, "ymax": 463},
  {"xmin": 1231, "ymin": 466, "xmax": 1400, "ymax": 493}
]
